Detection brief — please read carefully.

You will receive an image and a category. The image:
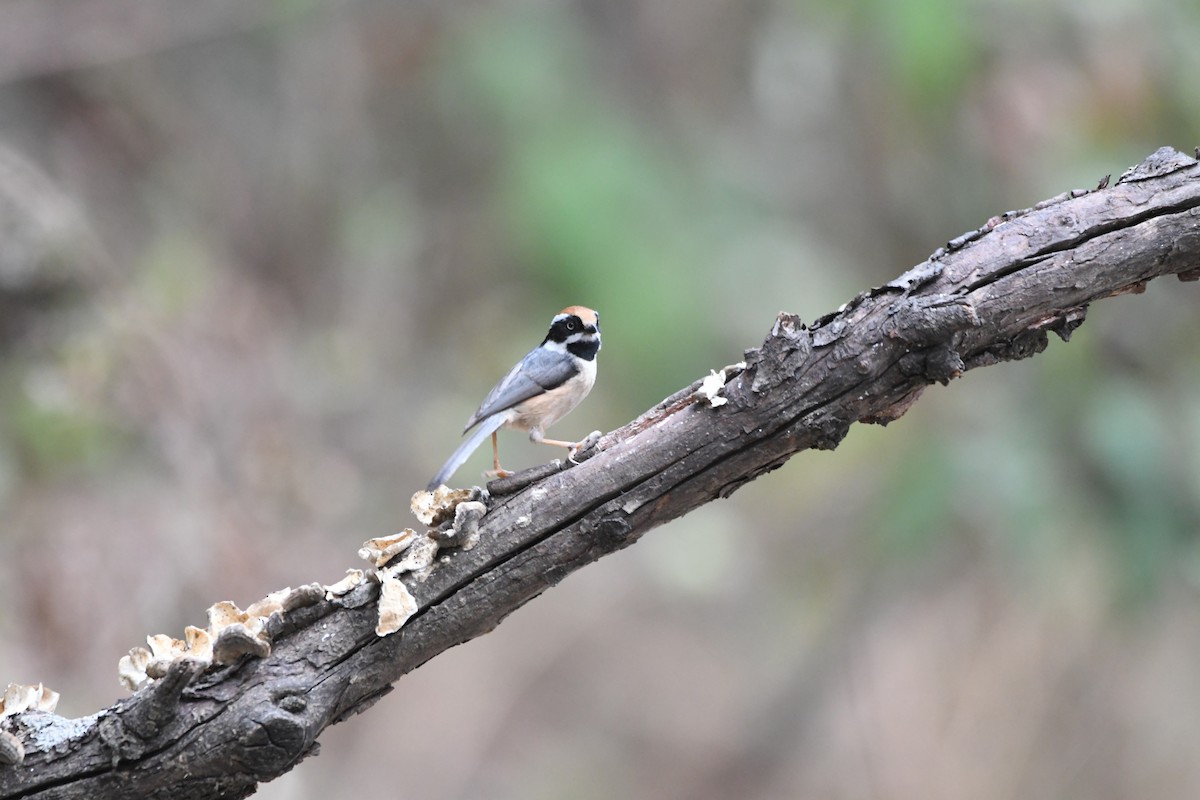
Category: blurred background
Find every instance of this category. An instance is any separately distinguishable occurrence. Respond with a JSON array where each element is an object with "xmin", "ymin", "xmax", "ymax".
[{"xmin": 1, "ymin": 0, "xmax": 1199, "ymax": 797}]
